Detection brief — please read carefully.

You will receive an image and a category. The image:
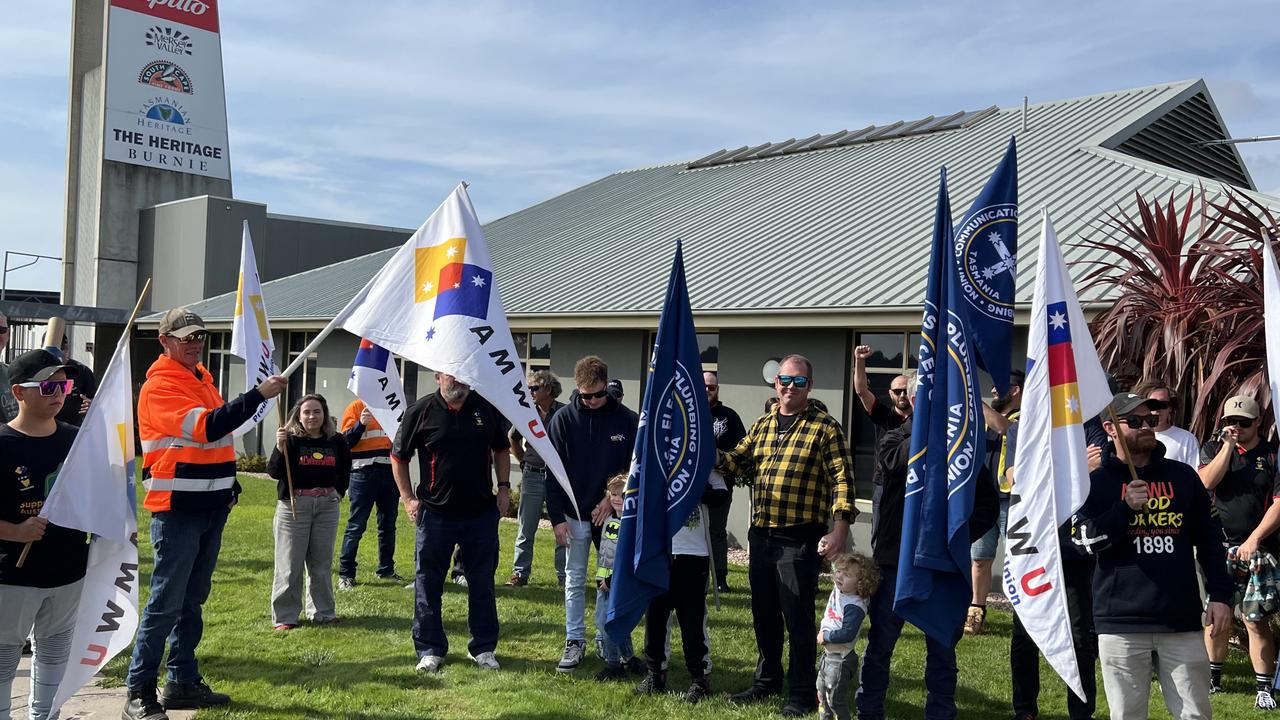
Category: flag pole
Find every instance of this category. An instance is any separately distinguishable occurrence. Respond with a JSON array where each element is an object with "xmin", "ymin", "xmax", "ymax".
[
  {"xmin": 1105, "ymin": 406, "xmax": 1146, "ymax": 494},
  {"xmin": 277, "ymin": 398, "xmax": 297, "ymax": 517},
  {"xmin": 17, "ymin": 278, "xmax": 153, "ymax": 569}
]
